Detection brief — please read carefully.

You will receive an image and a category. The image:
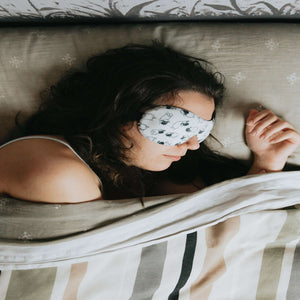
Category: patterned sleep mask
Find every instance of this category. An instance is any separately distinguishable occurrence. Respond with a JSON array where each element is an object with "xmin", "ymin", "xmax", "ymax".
[{"xmin": 137, "ymin": 105, "xmax": 214, "ymax": 146}]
